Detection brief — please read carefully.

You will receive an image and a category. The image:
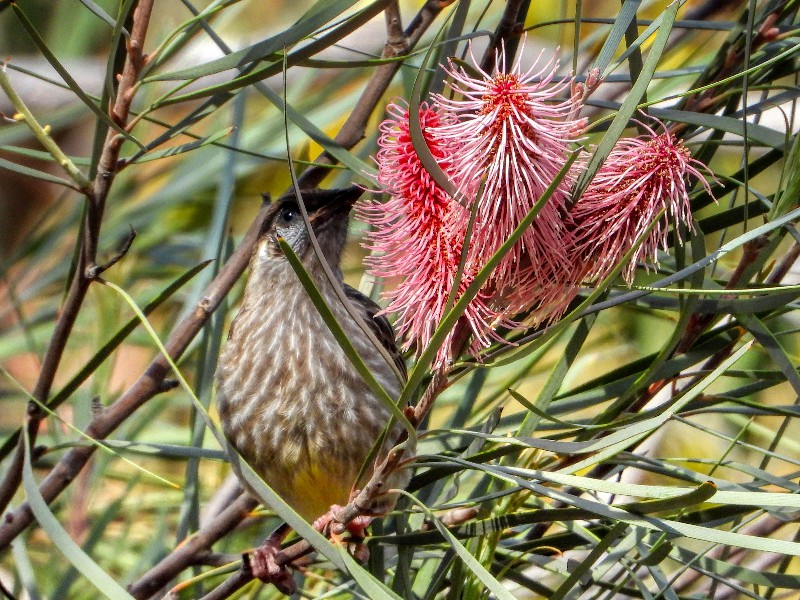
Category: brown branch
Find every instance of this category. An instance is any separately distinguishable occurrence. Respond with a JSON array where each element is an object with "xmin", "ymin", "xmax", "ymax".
[
  {"xmin": 0, "ymin": 0, "xmax": 155, "ymax": 519},
  {"xmin": 86, "ymin": 0, "xmax": 153, "ymax": 271},
  {"xmin": 127, "ymin": 493, "xmax": 258, "ymax": 599},
  {"xmin": 384, "ymin": 1, "xmax": 404, "ymax": 47},
  {"xmin": 479, "ymin": 0, "xmax": 530, "ymax": 74}
]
